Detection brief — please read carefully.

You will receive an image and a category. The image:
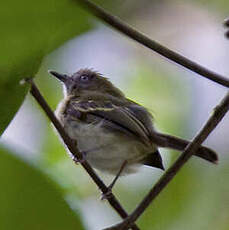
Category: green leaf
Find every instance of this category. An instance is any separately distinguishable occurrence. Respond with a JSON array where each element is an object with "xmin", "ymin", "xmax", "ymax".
[
  {"xmin": 0, "ymin": 146, "xmax": 85, "ymax": 230},
  {"xmin": 0, "ymin": 0, "xmax": 91, "ymax": 135}
]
